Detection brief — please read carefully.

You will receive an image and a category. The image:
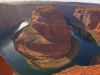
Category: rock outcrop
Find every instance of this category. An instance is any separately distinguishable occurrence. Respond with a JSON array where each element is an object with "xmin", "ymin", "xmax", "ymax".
[
  {"xmin": 53, "ymin": 65, "xmax": 100, "ymax": 75},
  {"xmin": 90, "ymin": 52, "xmax": 100, "ymax": 65},
  {"xmin": 0, "ymin": 3, "xmax": 99, "ymax": 43},
  {"xmin": 14, "ymin": 5, "xmax": 79, "ymax": 69},
  {"xmin": 73, "ymin": 7, "xmax": 100, "ymax": 46},
  {"xmin": 0, "ymin": 55, "xmax": 13, "ymax": 75}
]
